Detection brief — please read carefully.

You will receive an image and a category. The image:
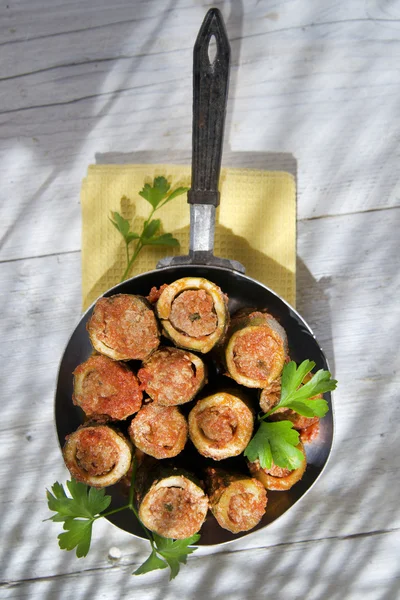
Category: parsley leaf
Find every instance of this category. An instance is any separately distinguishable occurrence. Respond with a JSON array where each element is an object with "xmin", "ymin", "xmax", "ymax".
[
  {"xmin": 265, "ymin": 360, "xmax": 337, "ymax": 418},
  {"xmin": 133, "ymin": 549, "xmax": 168, "ymax": 576},
  {"xmin": 133, "ymin": 534, "xmax": 201, "ymax": 580},
  {"xmin": 139, "ymin": 176, "xmax": 171, "ymax": 209},
  {"xmin": 111, "ymin": 176, "xmax": 188, "ymax": 281},
  {"xmin": 109, "ymin": 212, "xmax": 140, "ymax": 244},
  {"xmin": 142, "ymin": 218, "xmax": 161, "ymax": 240},
  {"xmin": 46, "ymin": 480, "xmax": 111, "ymax": 557},
  {"xmin": 143, "ymin": 233, "xmax": 180, "ymax": 247},
  {"xmin": 244, "ymin": 421, "xmax": 304, "ymax": 470}
]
